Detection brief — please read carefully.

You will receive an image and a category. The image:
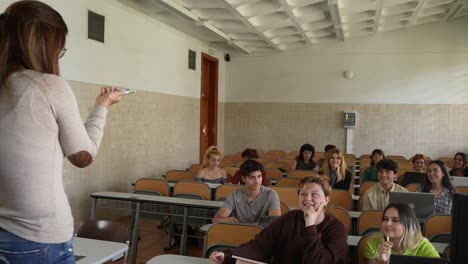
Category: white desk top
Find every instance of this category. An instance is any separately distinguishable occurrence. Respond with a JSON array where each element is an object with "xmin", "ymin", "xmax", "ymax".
[
  {"xmin": 74, "ymin": 237, "xmax": 128, "ymax": 264},
  {"xmin": 147, "ymin": 254, "xmax": 209, "ymax": 264}
]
